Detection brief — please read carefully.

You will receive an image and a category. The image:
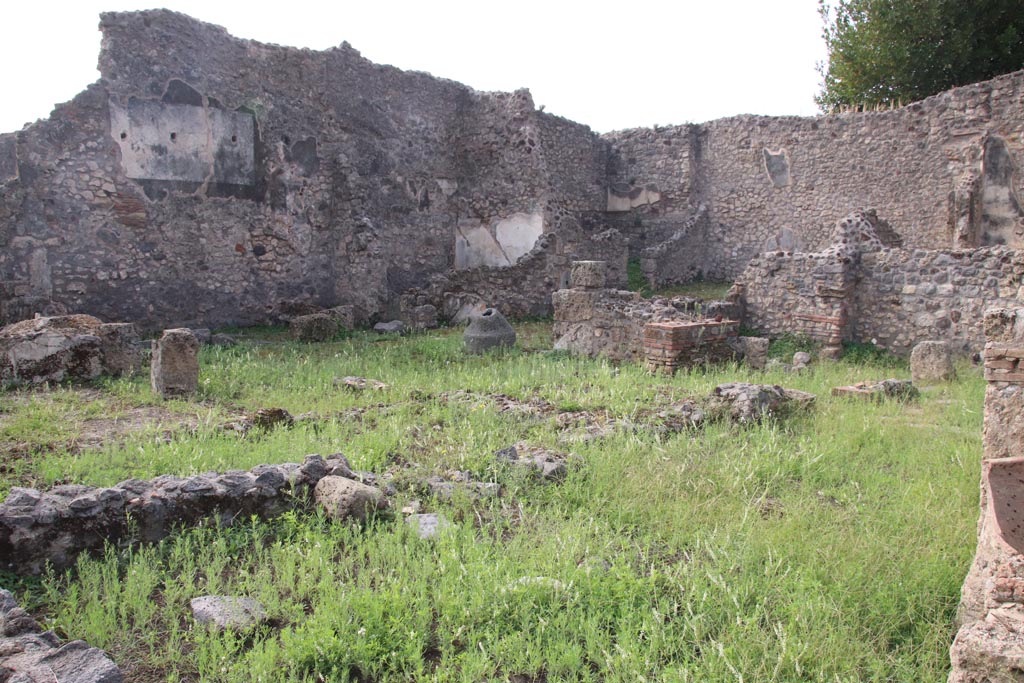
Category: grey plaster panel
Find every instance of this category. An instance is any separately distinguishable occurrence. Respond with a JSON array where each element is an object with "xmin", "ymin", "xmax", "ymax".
[{"xmin": 111, "ymin": 100, "xmax": 254, "ymax": 185}]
